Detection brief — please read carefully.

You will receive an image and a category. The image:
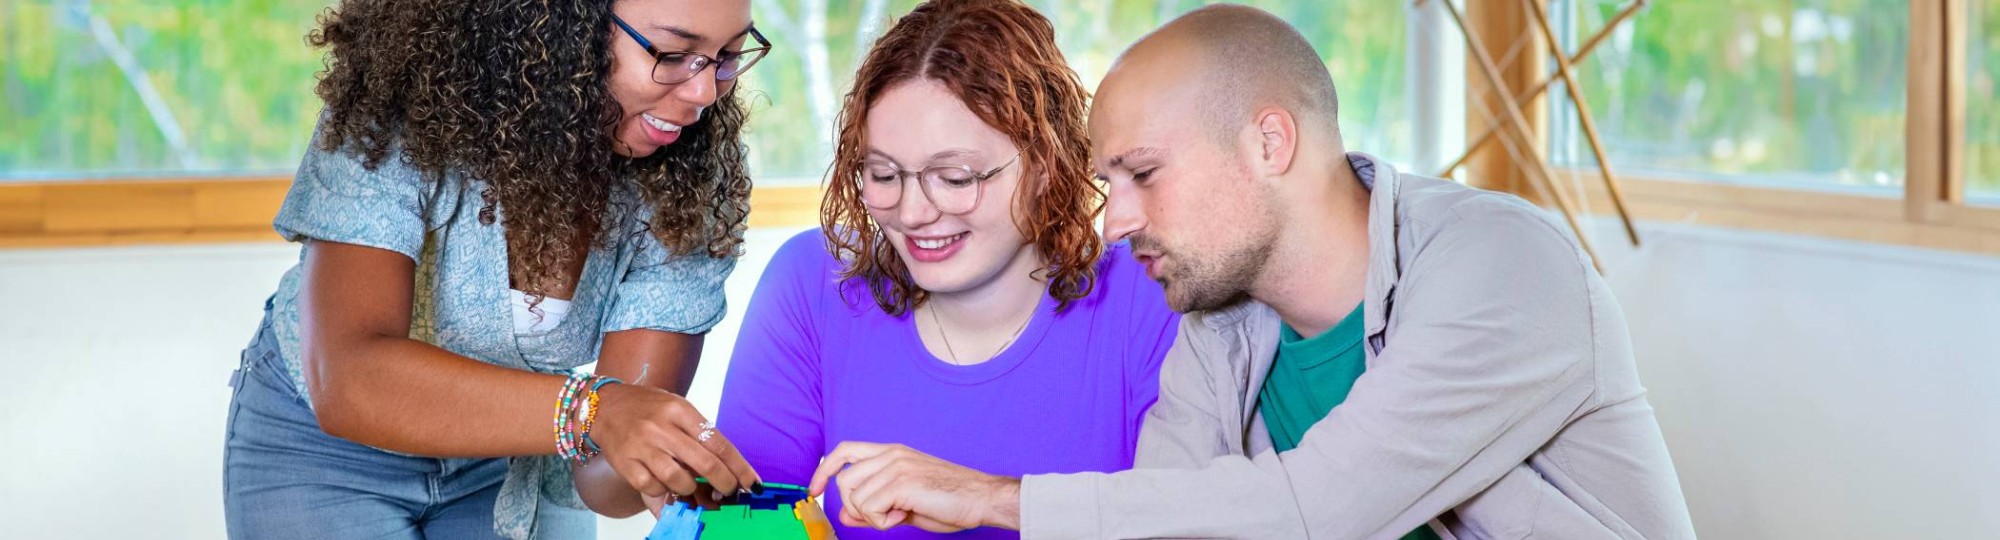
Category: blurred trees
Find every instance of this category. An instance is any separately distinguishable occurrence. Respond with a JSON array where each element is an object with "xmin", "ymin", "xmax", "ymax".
[{"xmin": 0, "ymin": 0, "xmax": 1409, "ymax": 184}]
